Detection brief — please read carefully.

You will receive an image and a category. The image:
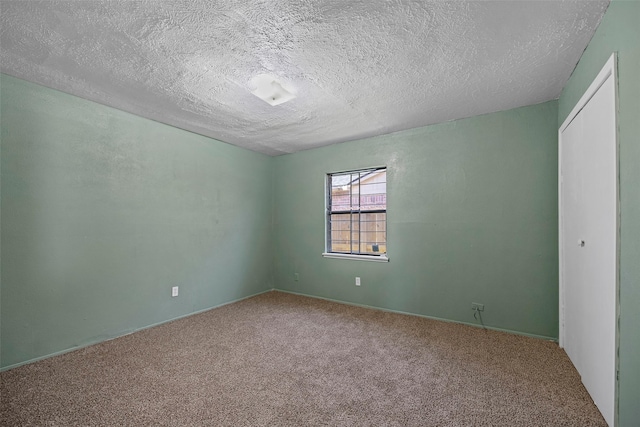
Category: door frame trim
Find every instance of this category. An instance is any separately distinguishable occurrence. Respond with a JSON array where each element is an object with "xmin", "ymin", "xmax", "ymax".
[{"xmin": 558, "ymin": 52, "xmax": 619, "ymax": 424}]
